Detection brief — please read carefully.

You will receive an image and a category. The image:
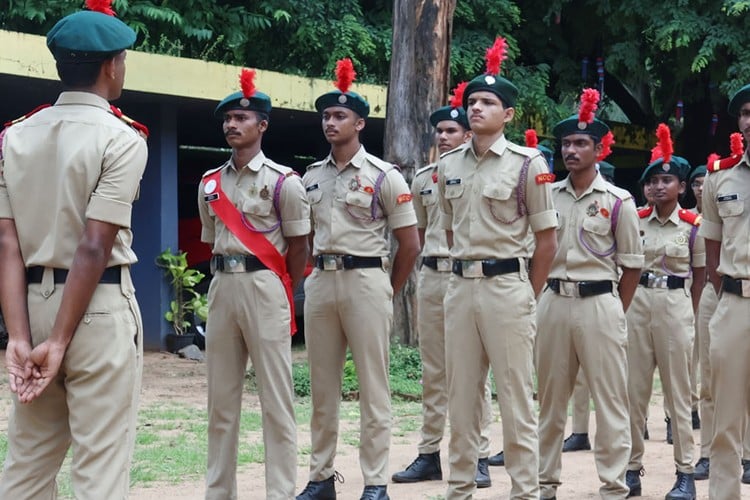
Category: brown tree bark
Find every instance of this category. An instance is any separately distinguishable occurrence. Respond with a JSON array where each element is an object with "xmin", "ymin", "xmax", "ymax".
[{"xmin": 384, "ymin": 0, "xmax": 456, "ymax": 345}]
